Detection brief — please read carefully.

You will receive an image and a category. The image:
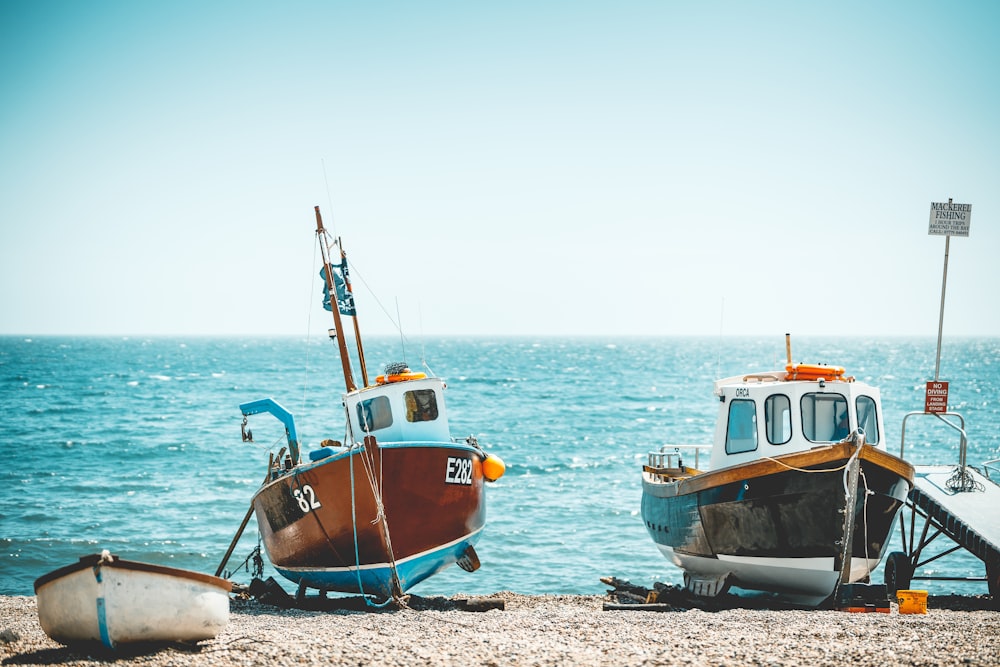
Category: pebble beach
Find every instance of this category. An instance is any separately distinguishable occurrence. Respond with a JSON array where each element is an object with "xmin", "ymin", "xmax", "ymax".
[{"xmin": 3, "ymin": 593, "xmax": 999, "ymax": 667}]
